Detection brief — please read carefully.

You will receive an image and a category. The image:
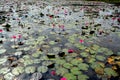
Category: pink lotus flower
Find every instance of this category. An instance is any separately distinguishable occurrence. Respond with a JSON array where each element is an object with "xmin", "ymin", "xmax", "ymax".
[
  {"xmin": 68, "ymin": 49, "xmax": 74, "ymax": 53},
  {"xmin": 60, "ymin": 77, "xmax": 67, "ymax": 80},
  {"xmin": 12, "ymin": 35, "xmax": 16, "ymax": 39},
  {"xmin": 18, "ymin": 34, "xmax": 22, "ymax": 39},
  {"xmin": 112, "ymin": 17, "xmax": 116, "ymax": 21},
  {"xmin": 79, "ymin": 39, "xmax": 84, "ymax": 43},
  {"xmin": 51, "ymin": 70, "xmax": 56, "ymax": 76},
  {"xmin": 0, "ymin": 29, "xmax": 3, "ymax": 33}
]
